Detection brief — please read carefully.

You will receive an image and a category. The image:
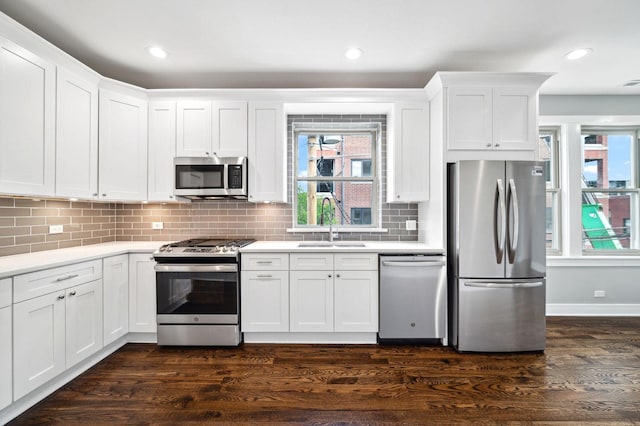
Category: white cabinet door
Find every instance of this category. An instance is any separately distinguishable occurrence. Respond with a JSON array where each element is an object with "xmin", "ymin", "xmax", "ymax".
[
  {"xmin": 447, "ymin": 87, "xmax": 493, "ymax": 151},
  {"xmin": 241, "ymin": 270, "xmax": 289, "ymax": 332},
  {"xmin": 247, "ymin": 102, "xmax": 286, "ymax": 202},
  {"xmin": 65, "ymin": 280, "xmax": 103, "ymax": 369},
  {"xmin": 98, "ymin": 89, "xmax": 148, "ymax": 201},
  {"xmin": 290, "ymin": 271, "xmax": 334, "ymax": 332},
  {"xmin": 176, "ymin": 100, "xmax": 212, "ymax": 157},
  {"xmin": 389, "ymin": 103, "xmax": 429, "ymax": 202},
  {"xmin": 0, "ymin": 305, "xmax": 11, "ymax": 410},
  {"xmin": 13, "ymin": 290, "xmax": 66, "ymax": 400},
  {"xmin": 213, "ymin": 101, "xmax": 247, "ymax": 157},
  {"xmin": 493, "ymin": 86, "xmax": 537, "ymax": 151},
  {"xmin": 148, "ymin": 101, "xmax": 178, "ymax": 201},
  {"xmin": 55, "ymin": 67, "xmax": 99, "ymax": 199},
  {"xmin": 103, "ymin": 254, "xmax": 129, "ymax": 345},
  {"xmin": 0, "ymin": 38, "xmax": 55, "ymax": 197},
  {"xmin": 334, "ymin": 270, "xmax": 378, "ymax": 332},
  {"xmin": 128, "ymin": 253, "xmax": 157, "ymax": 333}
]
